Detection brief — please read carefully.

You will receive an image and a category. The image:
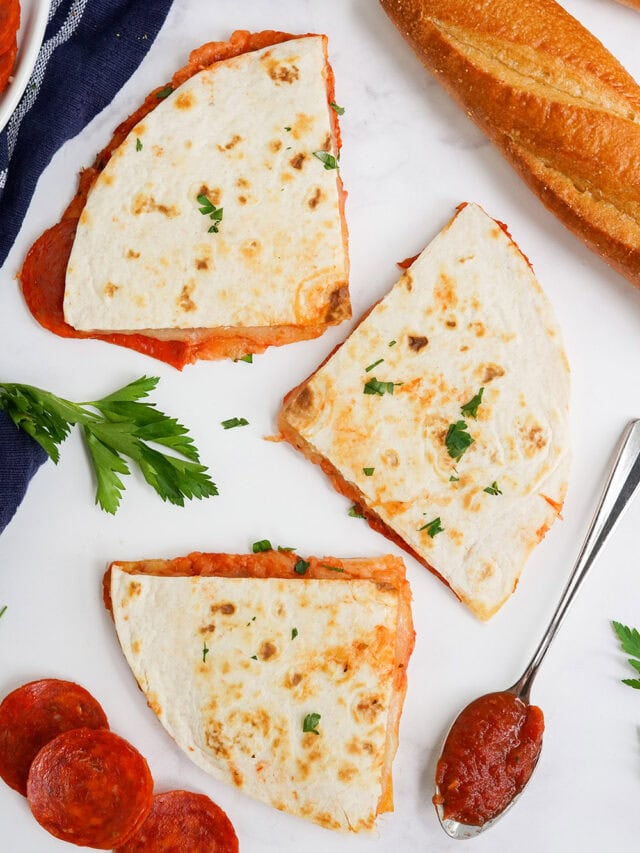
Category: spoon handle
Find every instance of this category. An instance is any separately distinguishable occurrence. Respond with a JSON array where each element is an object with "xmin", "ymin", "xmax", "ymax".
[{"xmin": 511, "ymin": 419, "xmax": 640, "ymax": 701}]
